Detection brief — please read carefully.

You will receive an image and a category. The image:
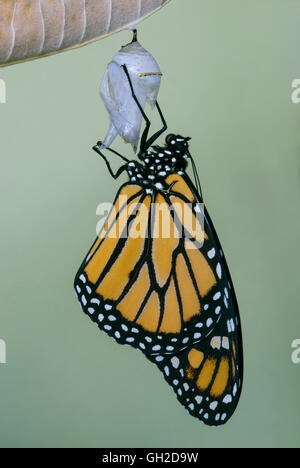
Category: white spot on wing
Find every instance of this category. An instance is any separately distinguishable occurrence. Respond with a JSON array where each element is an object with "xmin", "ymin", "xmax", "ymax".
[
  {"xmin": 152, "ymin": 345, "xmax": 161, "ymax": 351},
  {"xmin": 210, "ymin": 336, "xmax": 221, "ymax": 350},
  {"xmin": 209, "ymin": 401, "xmax": 218, "ymax": 411},
  {"xmin": 208, "ymin": 248, "xmax": 216, "ymax": 259},
  {"xmin": 222, "ymin": 337, "xmax": 230, "ymax": 350},
  {"xmin": 223, "ymin": 395, "xmax": 232, "ymax": 404},
  {"xmin": 171, "ymin": 357, "xmax": 180, "ymax": 368},
  {"xmin": 206, "ymin": 318, "xmax": 213, "ymax": 327},
  {"xmin": 91, "ymin": 298, "xmax": 100, "ymax": 305},
  {"xmin": 79, "ymin": 274, "xmax": 86, "ymax": 284}
]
